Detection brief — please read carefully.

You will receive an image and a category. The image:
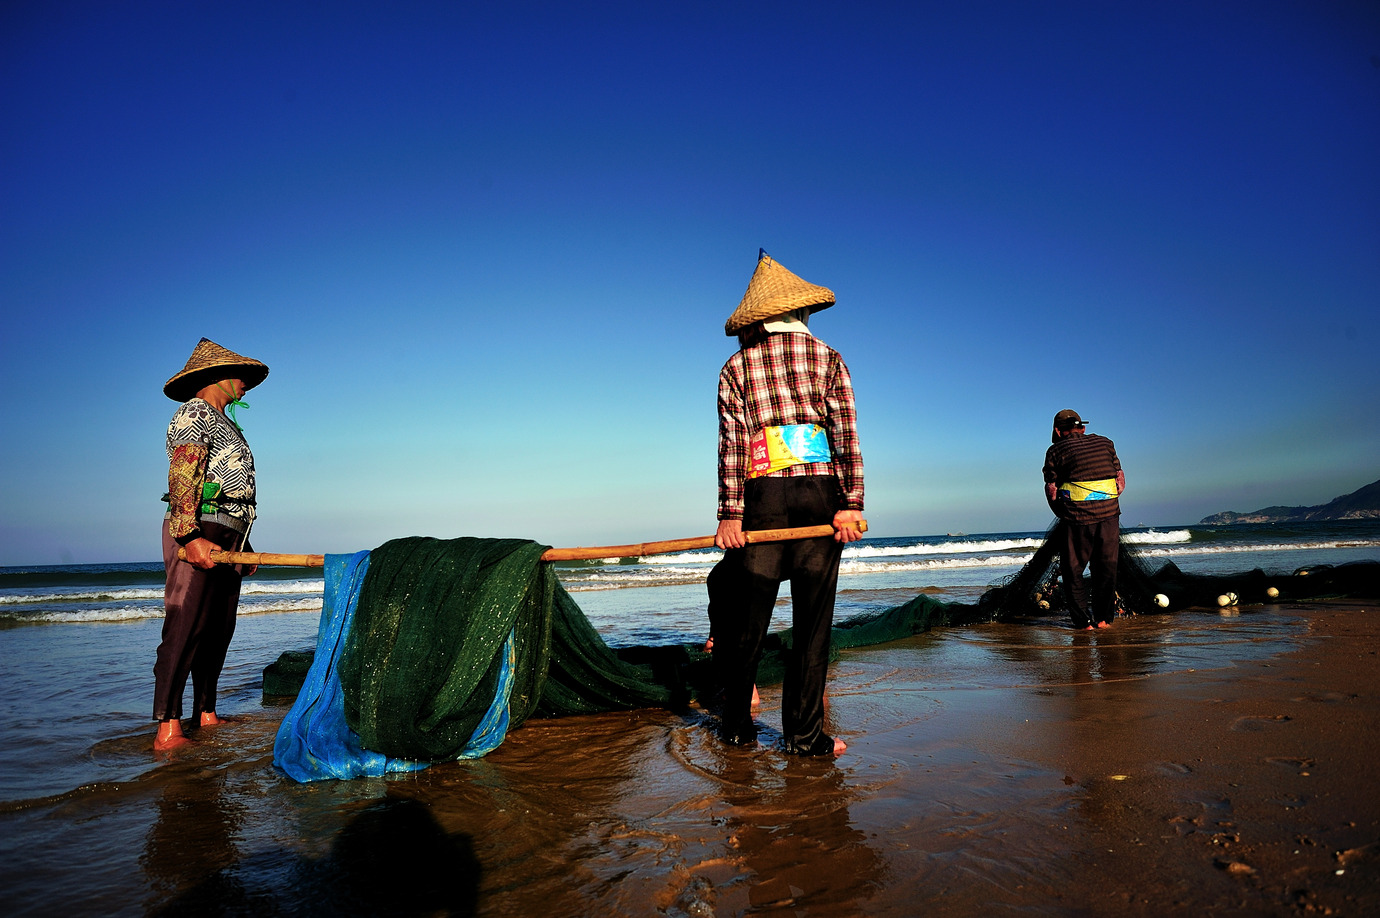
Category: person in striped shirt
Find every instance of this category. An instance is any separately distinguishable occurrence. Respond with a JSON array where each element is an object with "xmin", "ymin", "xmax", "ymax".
[
  {"xmin": 706, "ymin": 252, "xmax": 863, "ymax": 756},
  {"xmin": 1043, "ymin": 409, "xmax": 1125, "ymax": 630}
]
